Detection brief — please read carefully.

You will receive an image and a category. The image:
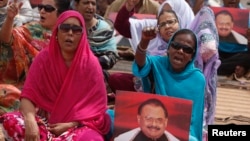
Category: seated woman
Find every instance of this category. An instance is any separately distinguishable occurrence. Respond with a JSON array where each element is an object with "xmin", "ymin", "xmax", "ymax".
[
  {"xmin": 109, "ymin": 0, "xmax": 194, "ymax": 93},
  {"xmin": 133, "ymin": 28, "xmax": 205, "ymax": 141},
  {"xmin": 109, "ymin": 8, "xmax": 181, "ymax": 93},
  {"xmin": 115, "ymin": 0, "xmax": 194, "ymax": 55},
  {"xmin": 0, "ymin": 0, "xmax": 70, "ymax": 87},
  {"xmin": 0, "ymin": 10, "xmax": 111, "ymax": 140},
  {"xmin": 0, "ymin": 0, "xmax": 71, "ymax": 116}
]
